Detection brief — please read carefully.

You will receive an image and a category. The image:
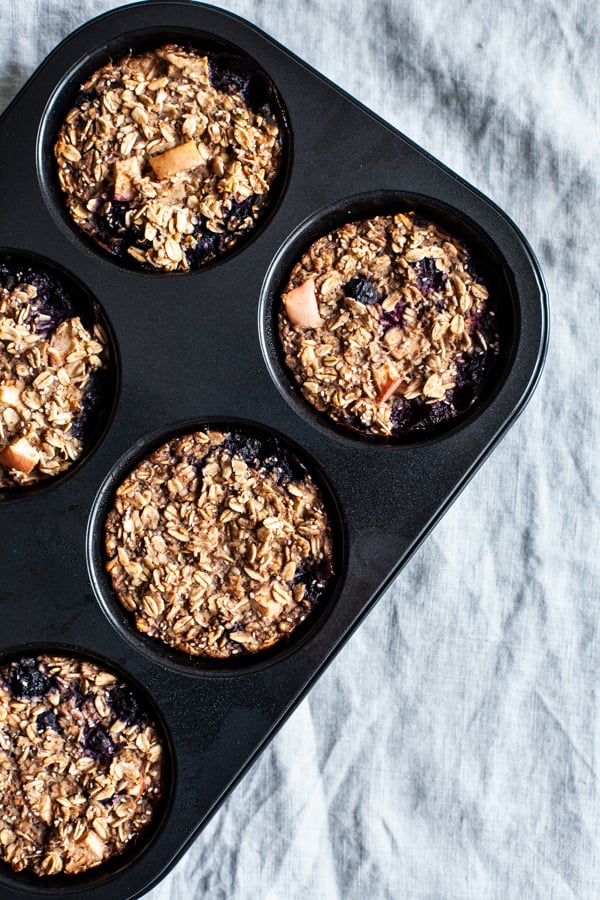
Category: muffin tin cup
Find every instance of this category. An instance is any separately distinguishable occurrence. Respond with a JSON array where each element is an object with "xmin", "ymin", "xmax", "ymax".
[
  {"xmin": 0, "ymin": 2, "xmax": 548, "ymax": 898},
  {"xmin": 260, "ymin": 190, "xmax": 518, "ymax": 445},
  {"xmin": 87, "ymin": 417, "xmax": 346, "ymax": 677},
  {"xmin": 0, "ymin": 644, "xmax": 174, "ymax": 898},
  {"xmin": 0, "ymin": 249, "xmax": 120, "ymax": 503}
]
